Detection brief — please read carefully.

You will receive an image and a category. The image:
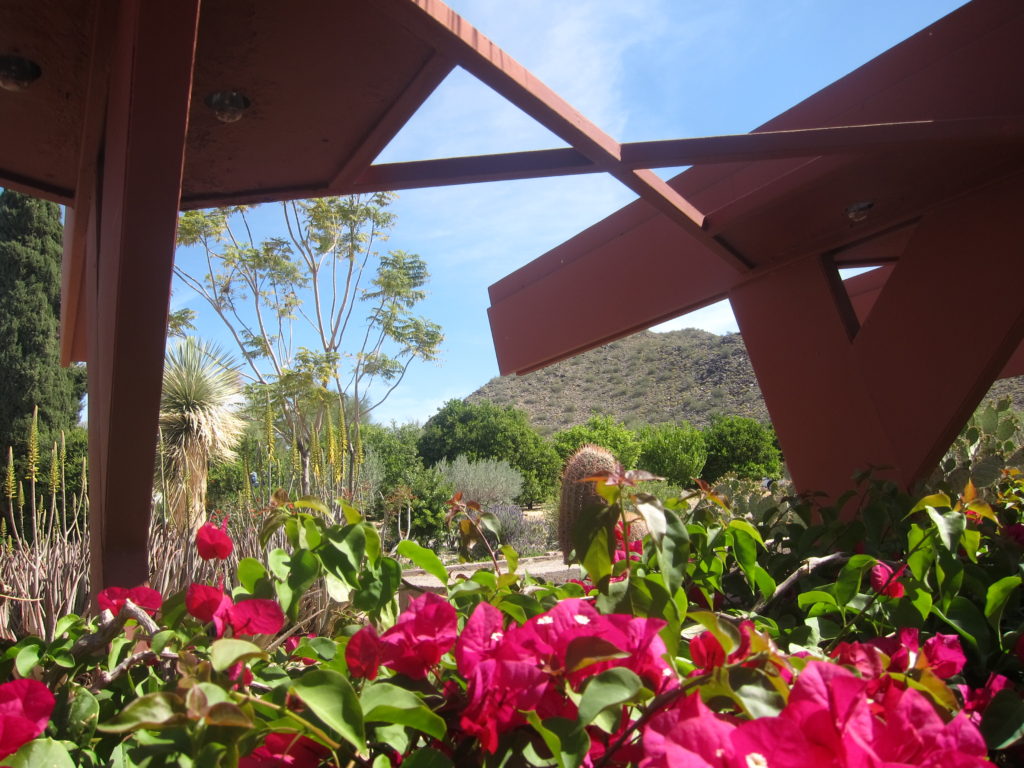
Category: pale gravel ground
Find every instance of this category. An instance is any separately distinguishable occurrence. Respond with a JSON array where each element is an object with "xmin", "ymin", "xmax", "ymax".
[{"xmin": 401, "ymin": 553, "xmax": 580, "ymax": 590}]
